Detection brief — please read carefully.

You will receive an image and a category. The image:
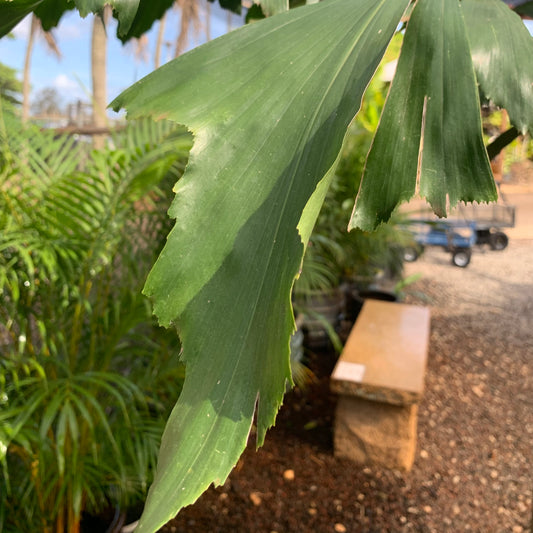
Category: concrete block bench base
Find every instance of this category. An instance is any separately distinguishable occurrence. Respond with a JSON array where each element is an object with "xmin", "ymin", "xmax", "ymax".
[{"xmin": 334, "ymin": 396, "xmax": 418, "ymax": 472}]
